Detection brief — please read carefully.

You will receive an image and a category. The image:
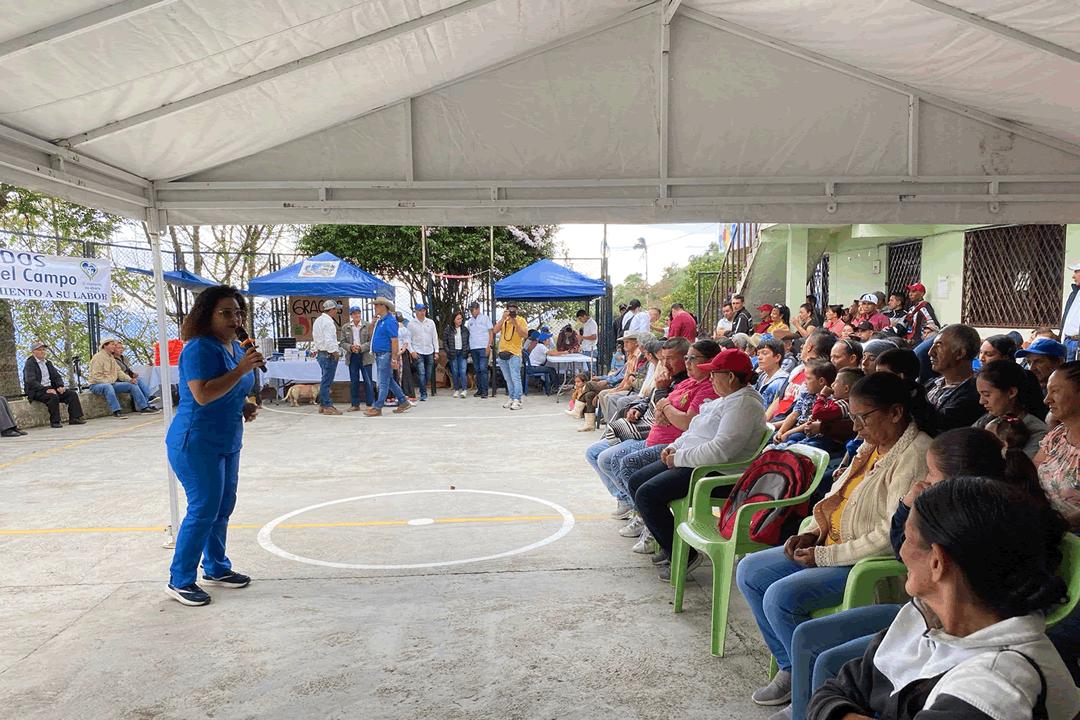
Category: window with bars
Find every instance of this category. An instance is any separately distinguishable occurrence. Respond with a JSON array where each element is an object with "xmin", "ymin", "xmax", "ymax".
[
  {"xmin": 962, "ymin": 225, "xmax": 1065, "ymax": 328},
  {"xmin": 806, "ymin": 254, "xmax": 829, "ymax": 309},
  {"xmin": 887, "ymin": 241, "xmax": 922, "ymax": 296}
]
